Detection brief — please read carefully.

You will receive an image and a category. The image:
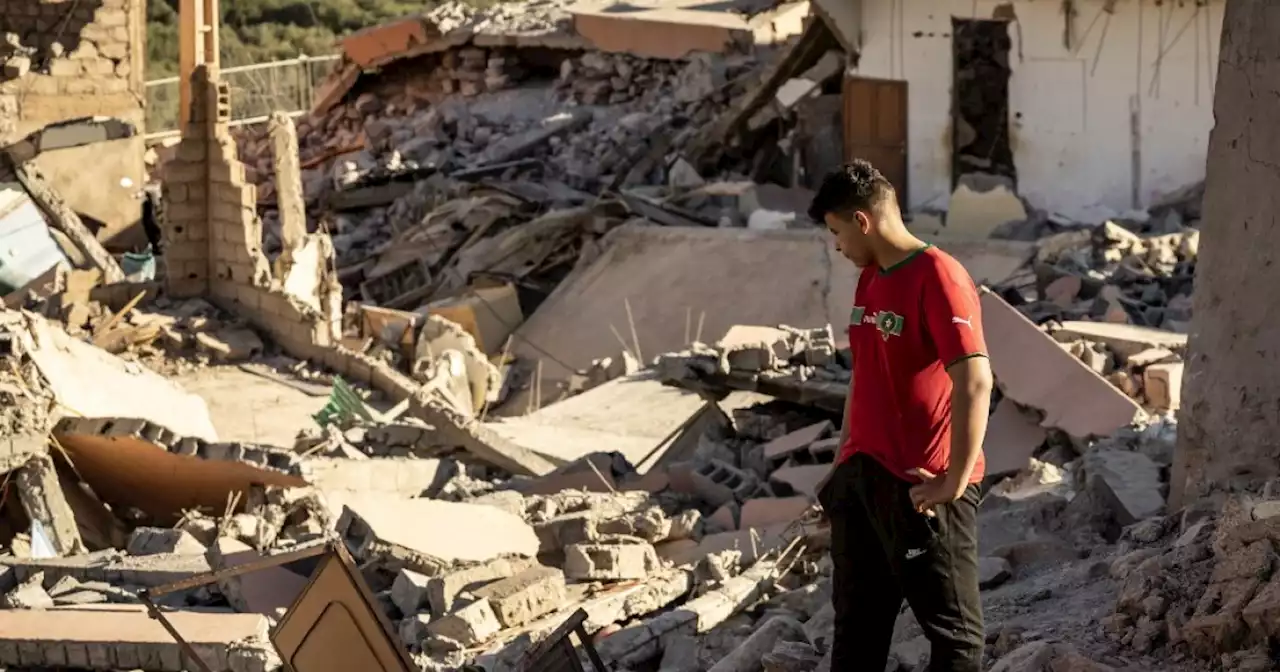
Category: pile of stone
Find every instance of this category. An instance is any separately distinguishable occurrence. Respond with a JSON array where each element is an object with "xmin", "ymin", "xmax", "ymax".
[
  {"xmin": 222, "ymin": 43, "xmax": 765, "ymax": 267},
  {"xmin": 0, "ymin": 293, "xmax": 1195, "ymax": 672},
  {"xmin": 1024, "ymin": 220, "xmax": 1197, "ymax": 332},
  {"xmin": 1105, "ymin": 493, "xmax": 1280, "ymax": 671},
  {"xmin": 1041, "ymin": 319, "xmax": 1186, "ymax": 413}
]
